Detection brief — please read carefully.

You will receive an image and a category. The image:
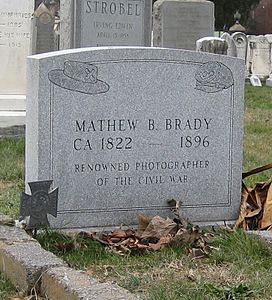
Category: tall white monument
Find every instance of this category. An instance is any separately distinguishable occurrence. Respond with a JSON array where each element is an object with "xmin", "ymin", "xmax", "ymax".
[{"xmin": 0, "ymin": 0, "xmax": 34, "ymax": 125}]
